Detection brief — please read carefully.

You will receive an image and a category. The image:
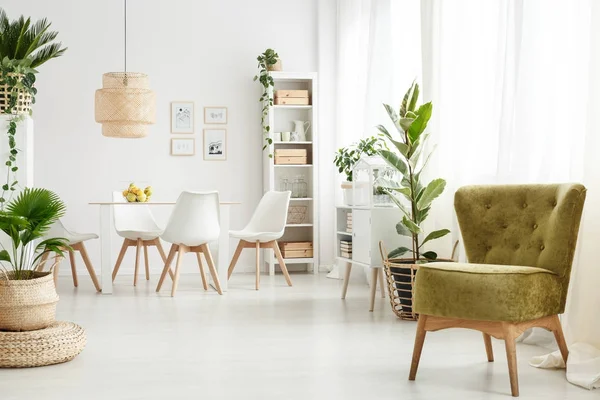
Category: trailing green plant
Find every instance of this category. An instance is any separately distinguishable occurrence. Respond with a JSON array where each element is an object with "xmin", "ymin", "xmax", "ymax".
[
  {"xmin": 376, "ymin": 82, "xmax": 449, "ymax": 262},
  {"xmin": 334, "ymin": 136, "xmax": 384, "ymax": 182},
  {"xmin": 0, "ymin": 188, "xmax": 68, "ymax": 280},
  {"xmin": 253, "ymin": 48, "xmax": 279, "ymax": 157}
]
